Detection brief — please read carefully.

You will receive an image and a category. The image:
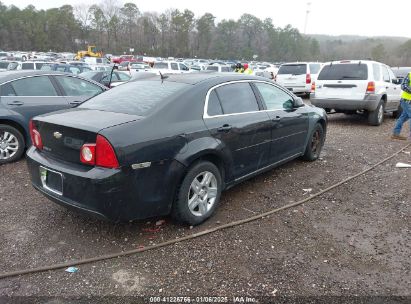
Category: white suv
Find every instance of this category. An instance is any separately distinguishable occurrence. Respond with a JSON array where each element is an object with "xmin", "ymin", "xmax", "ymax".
[
  {"xmin": 275, "ymin": 62, "xmax": 322, "ymax": 95},
  {"xmin": 310, "ymin": 60, "xmax": 401, "ymax": 126}
]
